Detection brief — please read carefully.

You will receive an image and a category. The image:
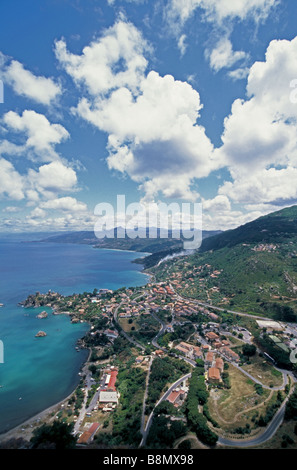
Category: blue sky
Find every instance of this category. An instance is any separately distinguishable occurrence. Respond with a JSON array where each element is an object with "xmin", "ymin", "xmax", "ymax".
[{"xmin": 0, "ymin": 0, "xmax": 297, "ymax": 232}]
